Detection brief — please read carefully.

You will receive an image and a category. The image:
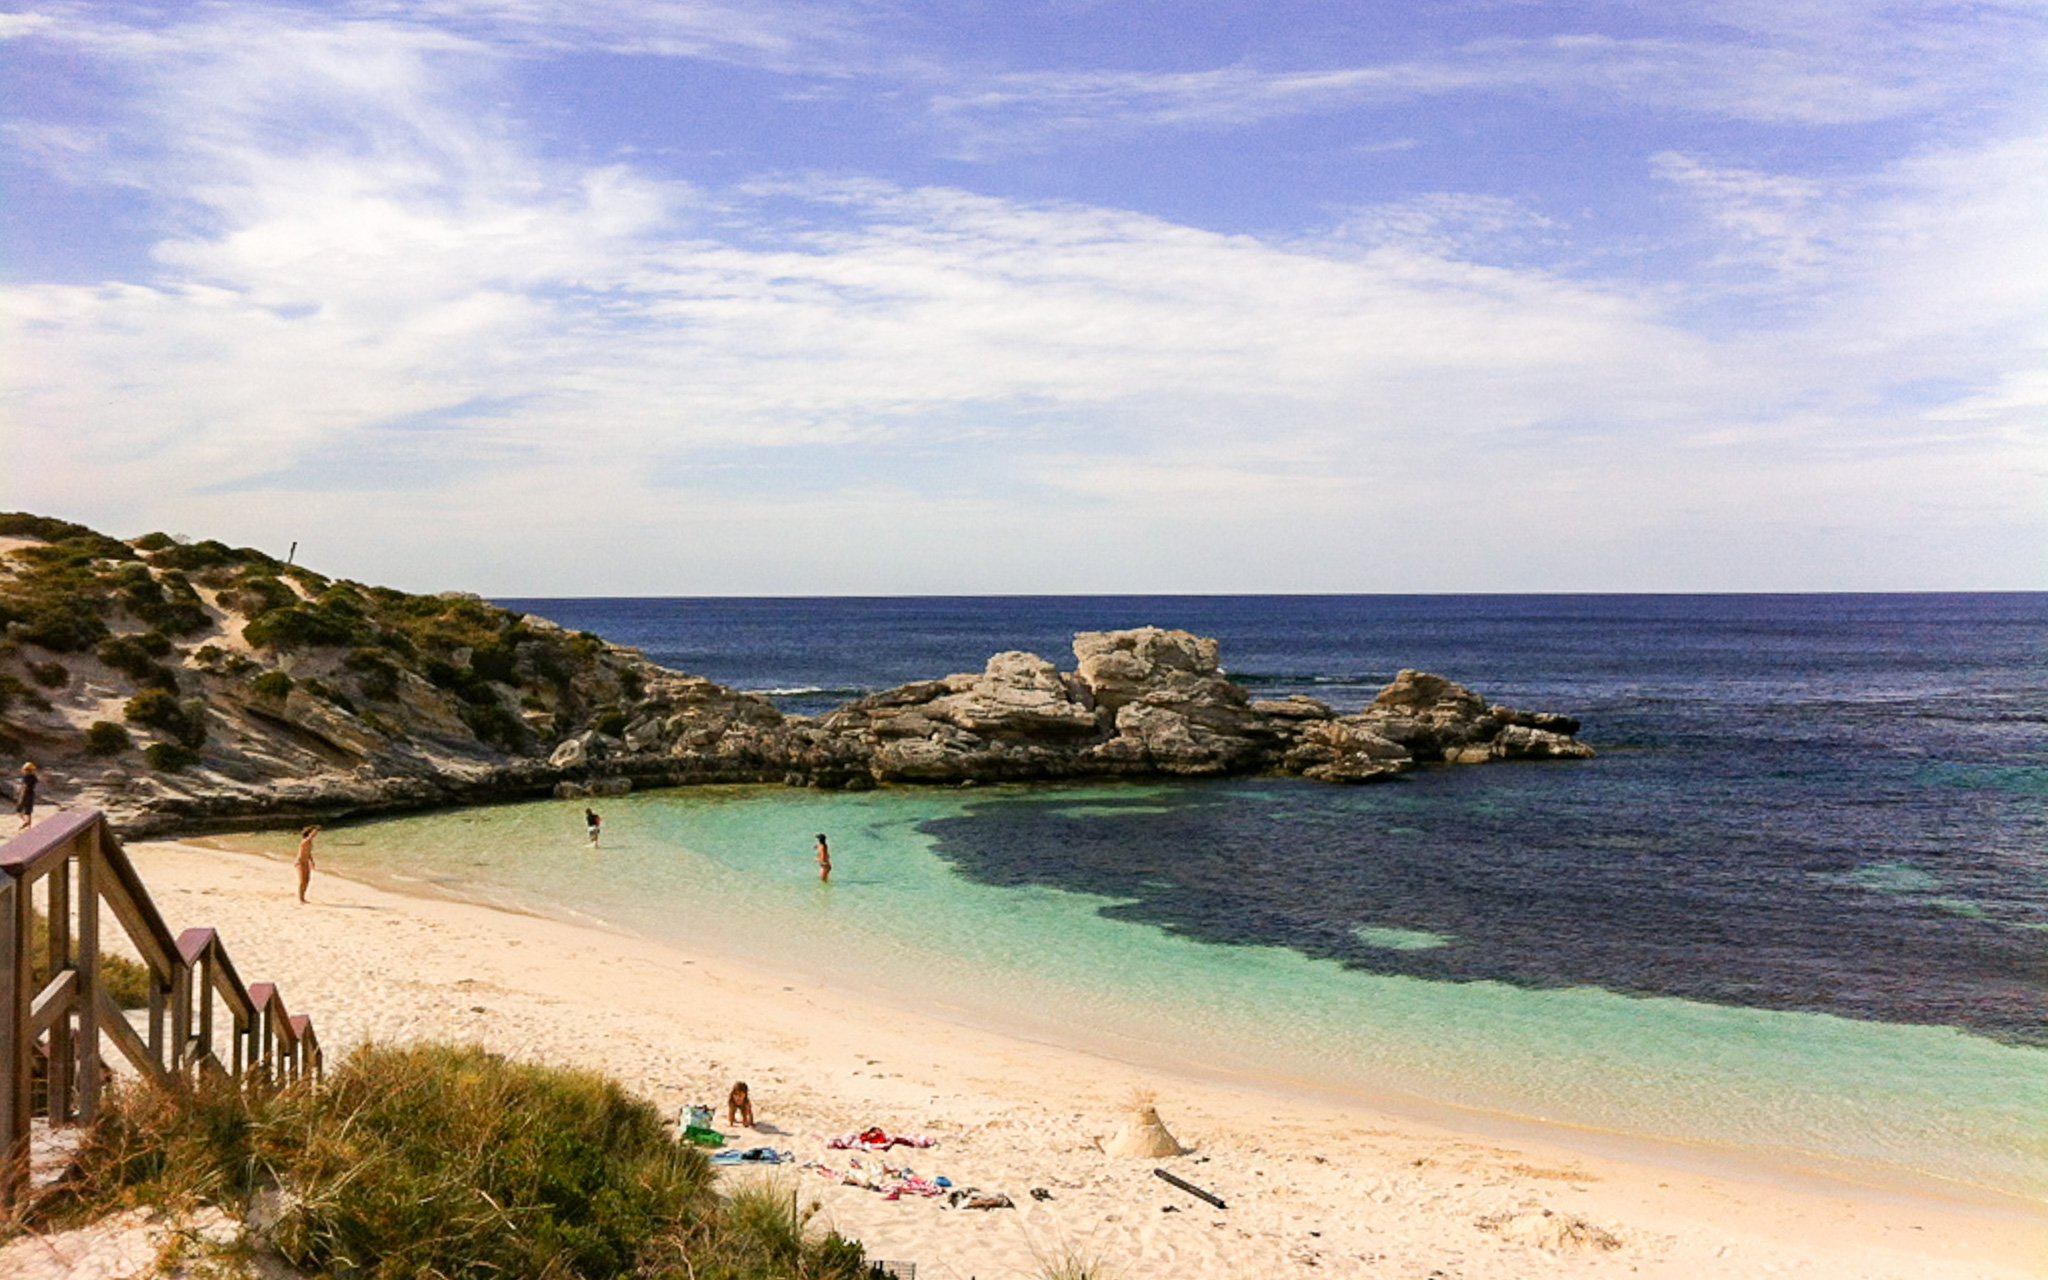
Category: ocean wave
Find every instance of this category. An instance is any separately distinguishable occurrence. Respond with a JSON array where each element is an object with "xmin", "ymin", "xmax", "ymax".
[{"xmin": 746, "ymin": 684, "xmax": 872, "ymax": 699}]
